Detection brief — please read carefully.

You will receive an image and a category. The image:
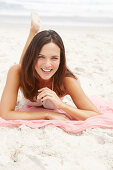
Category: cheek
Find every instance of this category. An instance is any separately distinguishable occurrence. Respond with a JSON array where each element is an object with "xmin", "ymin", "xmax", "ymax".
[
  {"xmin": 57, "ymin": 60, "xmax": 60, "ymax": 68},
  {"xmin": 35, "ymin": 60, "xmax": 41, "ymax": 69},
  {"xmin": 53, "ymin": 62, "xmax": 59, "ymax": 70},
  {"xmin": 55, "ymin": 59, "xmax": 60, "ymax": 66}
]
